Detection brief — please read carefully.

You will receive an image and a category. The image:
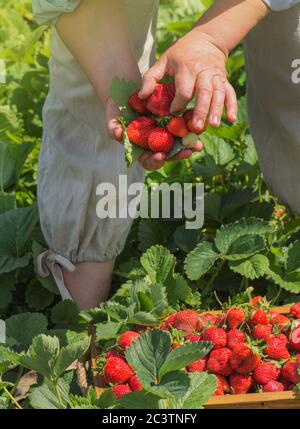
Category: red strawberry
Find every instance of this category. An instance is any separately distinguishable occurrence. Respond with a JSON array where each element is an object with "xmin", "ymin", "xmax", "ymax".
[
  {"xmin": 186, "ymin": 357, "xmax": 207, "ymax": 373},
  {"xmin": 277, "ymin": 333, "xmax": 289, "ymax": 344},
  {"xmin": 227, "ymin": 329, "xmax": 246, "ymax": 351},
  {"xmin": 214, "ymin": 375, "xmax": 230, "ymax": 396},
  {"xmin": 290, "ymin": 324, "xmax": 300, "ymax": 352},
  {"xmin": 118, "ymin": 331, "xmax": 141, "ymax": 351},
  {"xmin": 251, "ymin": 309, "xmax": 269, "ymax": 326},
  {"xmin": 183, "ymin": 109, "xmax": 206, "ymax": 134},
  {"xmin": 202, "ymin": 328, "xmax": 227, "ymax": 350},
  {"xmin": 105, "ymin": 350, "xmax": 123, "ymax": 360},
  {"xmin": 103, "ymin": 357, "xmax": 134, "ymax": 384},
  {"xmin": 252, "ymin": 324, "xmax": 272, "ymax": 342},
  {"xmin": 112, "ymin": 384, "xmax": 132, "ymax": 399},
  {"xmin": 161, "ymin": 314, "xmax": 175, "ymax": 330},
  {"xmin": 206, "ymin": 348, "xmax": 233, "ymax": 376},
  {"xmin": 148, "ymin": 128, "xmax": 174, "ymax": 153},
  {"xmin": 146, "ymin": 83, "xmax": 175, "ymax": 117},
  {"xmin": 226, "ymin": 308, "xmax": 245, "ymax": 330},
  {"xmin": 229, "ymin": 344, "xmax": 260, "ymax": 374},
  {"xmin": 270, "ymin": 314, "xmax": 290, "ymax": 330},
  {"xmin": 290, "ymin": 302, "xmax": 300, "ymax": 319},
  {"xmin": 167, "ymin": 117, "xmax": 189, "ymax": 137},
  {"xmin": 253, "ymin": 362, "xmax": 280, "ymax": 385},
  {"xmin": 198, "ymin": 313, "xmax": 218, "ymax": 330},
  {"xmin": 128, "ymin": 91, "xmax": 149, "ymax": 115},
  {"xmin": 127, "ymin": 117, "xmax": 157, "ymax": 149},
  {"xmin": 263, "ymin": 380, "xmax": 284, "ymax": 392},
  {"xmin": 265, "ymin": 337, "xmax": 290, "ymax": 360},
  {"xmin": 172, "ymin": 310, "xmax": 200, "ymax": 334},
  {"xmin": 186, "ymin": 334, "xmax": 202, "ymax": 342},
  {"xmin": 230, "ymin": 373, "xmax": 253, "ymax": 394},
  {"xmin": 251, "ymin": 296, "xmax": 263, "ymax": 307},
  {"xmin": 282, "ymin": 361, "xmax": 300, "ymax": 384},
  {"xmin": 128, "ymin": 374, "xmax": 143, "ymax": 391}
]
